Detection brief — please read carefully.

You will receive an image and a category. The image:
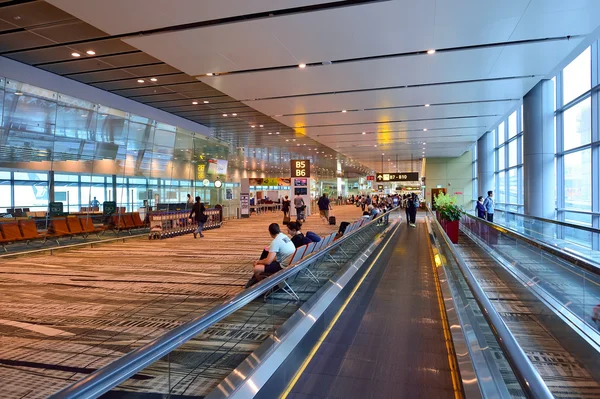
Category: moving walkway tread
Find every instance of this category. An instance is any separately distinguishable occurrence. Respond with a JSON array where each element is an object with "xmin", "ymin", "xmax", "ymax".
[
  {"xmin": 456, "ymin": 230, "xmax": 600, "ymax": 399},
  {"xmin": 285, "ymin": 218, "xmax": 458, "ymax": 399}
]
